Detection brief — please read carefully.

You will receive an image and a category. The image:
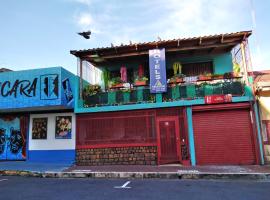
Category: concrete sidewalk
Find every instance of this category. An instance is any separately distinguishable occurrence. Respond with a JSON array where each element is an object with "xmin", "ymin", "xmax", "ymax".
[
  {"xmin": 0, "ymin": 161, "xmax": 72, "ymax": 172},
  {"xmin": 1, "ymin": 162, "xmax": 270, "ymax": 180}
]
